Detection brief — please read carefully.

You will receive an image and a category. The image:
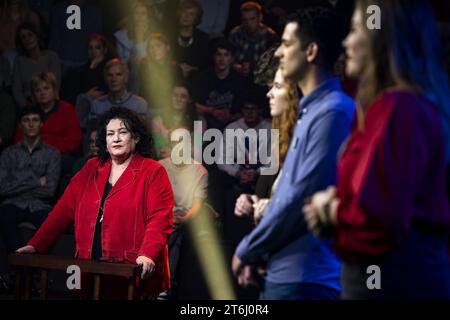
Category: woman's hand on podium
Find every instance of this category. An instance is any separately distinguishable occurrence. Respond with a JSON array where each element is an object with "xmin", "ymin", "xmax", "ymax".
[
  {"xmin": 136, "ymin": 255, "xmax": 155, "ymax": 280},
  {"xmin": 16, "ymin": 245, "xmax": 37, "ymax": 254}
]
